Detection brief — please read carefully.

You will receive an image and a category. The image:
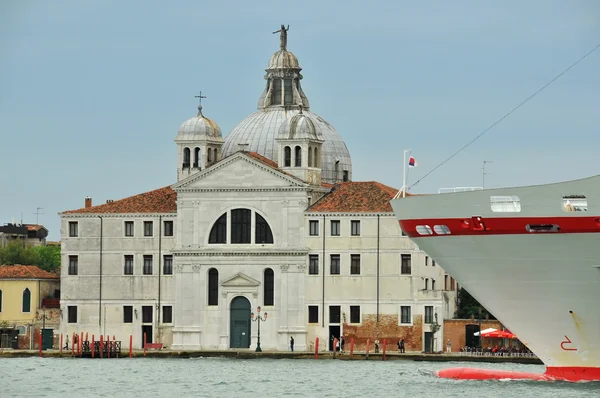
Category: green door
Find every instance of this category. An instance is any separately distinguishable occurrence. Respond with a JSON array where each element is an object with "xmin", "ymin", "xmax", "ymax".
[
  {"xmin": 42, "ymin": 329, "xmax": 53, "ymax": 350},
  {"xmin": 230, "ymin": 296, "xmax": 251, "ymax": 348}
]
